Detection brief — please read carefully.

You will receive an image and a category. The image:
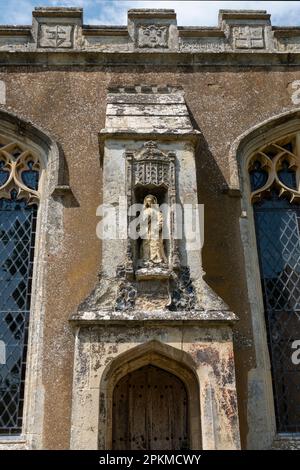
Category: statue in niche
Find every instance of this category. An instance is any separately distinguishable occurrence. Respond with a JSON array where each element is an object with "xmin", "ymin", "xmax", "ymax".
[{"xmin": 139, "ymin": 194, "xmax": 167, "ymax": 266}]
